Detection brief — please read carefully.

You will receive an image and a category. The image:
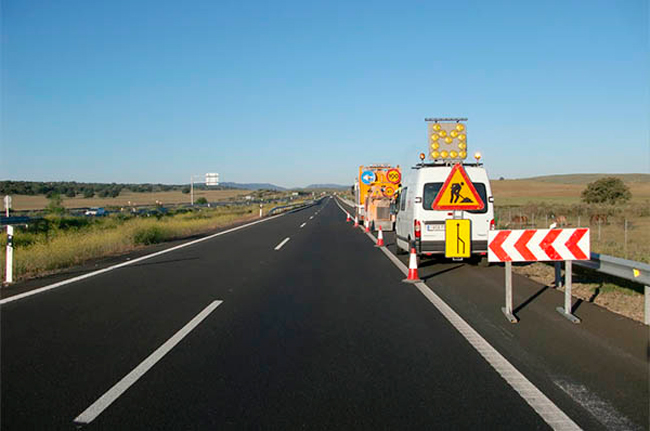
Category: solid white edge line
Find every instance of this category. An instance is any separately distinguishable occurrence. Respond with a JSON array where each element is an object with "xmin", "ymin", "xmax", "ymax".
[
  {"xmin": 332, "ymin": 197, "xmax": 581, "ymax": 431},
  {"xmin": 73, "ymin": 300, "xmax": 223, "ymax": 425},
  {"xmin": 274, "ymin": 237, "xmax": 291, "ymax": 250},
  {"xmin": 1, "ymin": 213, "xmax": 287, "ymax": 306},
  {"xmin": 300, "ymin": 223, "xmax": 307, "ymax": 228}
]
